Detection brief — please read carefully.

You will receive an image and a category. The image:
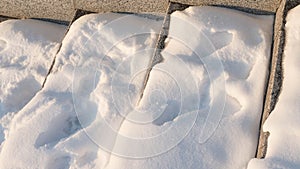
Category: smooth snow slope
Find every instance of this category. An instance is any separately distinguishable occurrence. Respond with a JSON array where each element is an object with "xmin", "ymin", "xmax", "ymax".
[
  {"xmin": 248, "ymin": 5, "xmax": 300, "ymax": 169},
  {"xmin": 0, "ymin": 6, "xmax": 274, "ymax": 169},
  {"xmin": 0, "ymin": 20, "xmax": 66, "ymax": 147}
]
